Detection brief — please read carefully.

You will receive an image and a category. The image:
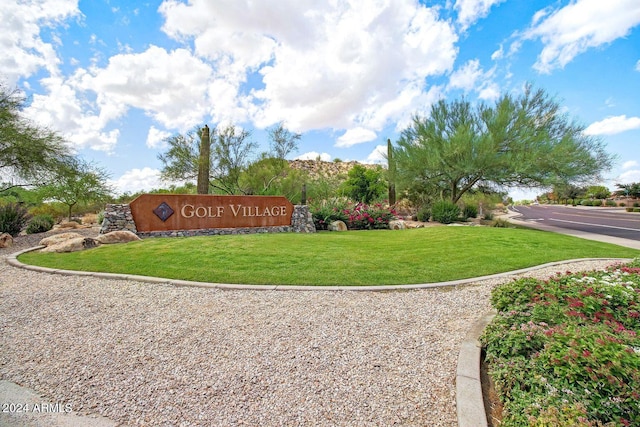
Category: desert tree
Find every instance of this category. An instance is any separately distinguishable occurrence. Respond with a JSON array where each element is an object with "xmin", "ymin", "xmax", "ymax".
[
  {"xmin": 0, "ymin": 83, "xmax": 75, "ymax": 192},
  {"xmin": 158, "ymin": 124, "xmax": 257, "ymax": 194},
  {"xmin": 268, "ymin": 122, "xmax": 301, "ymax": 159},
  {"xmin": 40, "ymin": 159, "xmax": 113, "ymax": 221},
  {"xmin": 394, "ymin": 85, "xmax": 614, "ymax": 204}
]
